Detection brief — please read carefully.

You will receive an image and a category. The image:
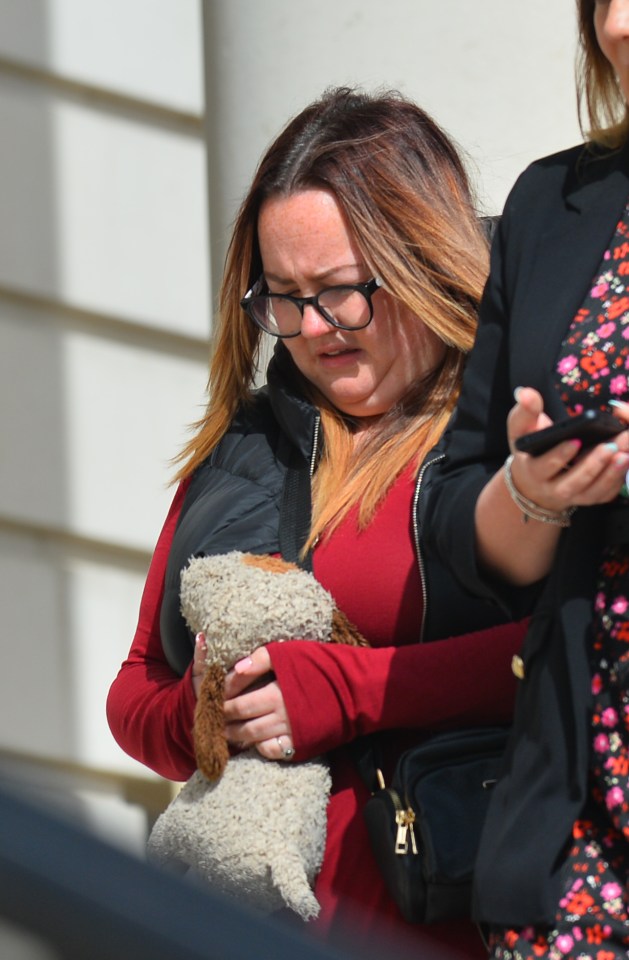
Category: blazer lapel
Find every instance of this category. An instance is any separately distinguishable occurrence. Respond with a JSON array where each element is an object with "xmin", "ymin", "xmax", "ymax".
[{"xmin": 510, "ymin": 144, "xmax": 629, "ymax": 418}]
